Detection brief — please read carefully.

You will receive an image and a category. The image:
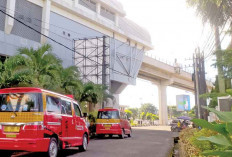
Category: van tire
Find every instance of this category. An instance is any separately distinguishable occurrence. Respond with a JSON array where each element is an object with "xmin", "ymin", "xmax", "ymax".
[
  {"xmin": 128, "ymin": 129, "xmax": 132, "ymax": 137},
  {"xmin": 119, "ymin": 129, "xmax": 125, "ymax": 139},
  {"xmin": 0, "ymin": 151, "xmax": 12, "ymax": 157},
  {"xmin": 79, "ymin": 134, "xmax": 88, "ymax": 152},
  {"xmin": 98, "ymin": 134, "xmax": 105, "ymax": 138},
  {"xmin": 48, "ymin": 138, "xmax": 58, "ymax": 157}
]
